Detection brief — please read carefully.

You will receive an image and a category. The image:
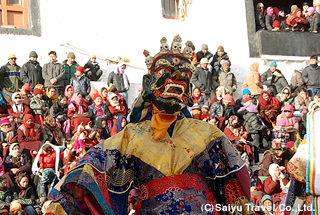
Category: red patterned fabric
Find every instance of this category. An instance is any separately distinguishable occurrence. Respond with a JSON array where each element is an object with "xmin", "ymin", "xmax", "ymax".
[{"xmin": 223, "ymin": 178, "xmax": 245, "ymax": 205}]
